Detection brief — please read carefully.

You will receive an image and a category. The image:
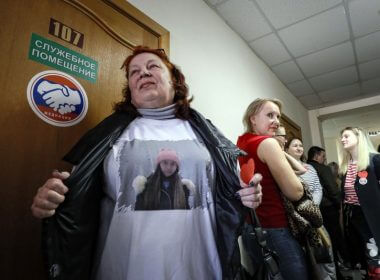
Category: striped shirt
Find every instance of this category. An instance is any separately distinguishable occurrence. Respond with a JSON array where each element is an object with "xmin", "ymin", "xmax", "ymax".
[
  {"xmin": 344, "ymin": 161, "xmax": 360, "ymax": 205},
  {"xmin": 300, "ymin": 163, "xmax": 323, "ymax": 205}
]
